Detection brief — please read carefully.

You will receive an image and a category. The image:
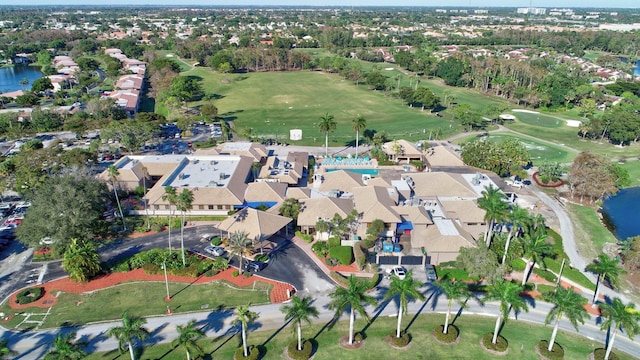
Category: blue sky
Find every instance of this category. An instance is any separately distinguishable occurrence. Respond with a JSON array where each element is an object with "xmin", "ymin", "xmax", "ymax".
[{"xmin": 0, "ymin": 1, "xmax": 637, "ymax": 8}]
